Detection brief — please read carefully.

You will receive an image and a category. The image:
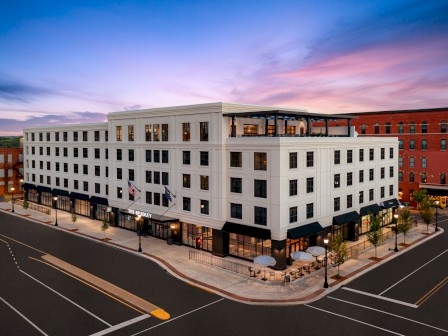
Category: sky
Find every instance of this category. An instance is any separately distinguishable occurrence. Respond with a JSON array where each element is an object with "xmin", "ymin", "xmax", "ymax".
[{"xmin": 1, "ymin": 0, "xmax": 448, "ymax": 135}]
